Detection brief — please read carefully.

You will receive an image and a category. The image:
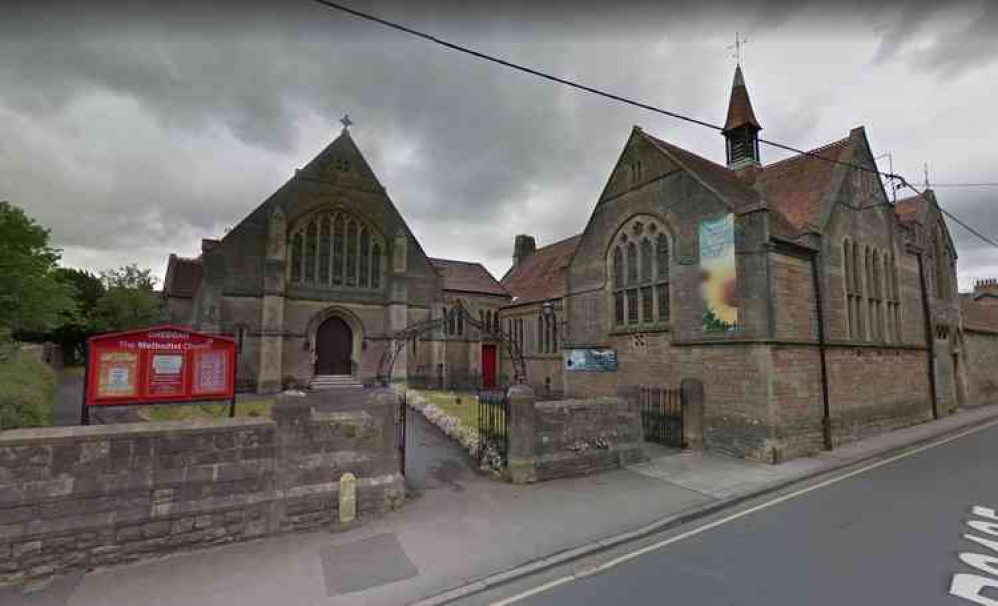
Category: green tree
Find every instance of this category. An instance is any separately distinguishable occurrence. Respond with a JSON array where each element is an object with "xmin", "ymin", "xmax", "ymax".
[
  {"xmin": 0, "ymin": 202, "xmax": 77, "ymax": 335},
  {"xmin": 94, "ymin": 264, "xmax": 163, "ymax": 331},
  {"xmin": 48, "ymin": 268, "xmax": 106, "ymax": 363}
]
